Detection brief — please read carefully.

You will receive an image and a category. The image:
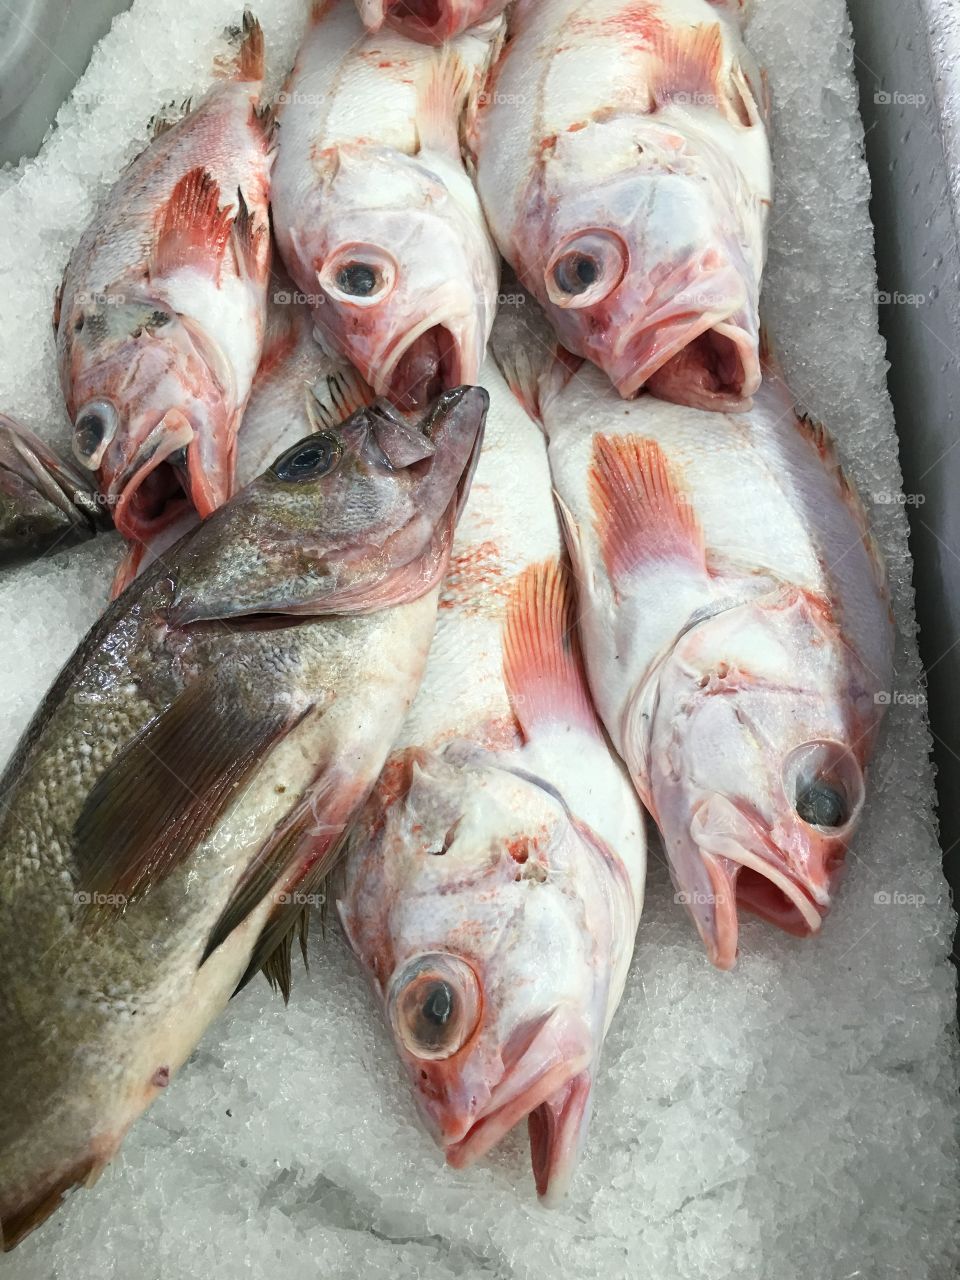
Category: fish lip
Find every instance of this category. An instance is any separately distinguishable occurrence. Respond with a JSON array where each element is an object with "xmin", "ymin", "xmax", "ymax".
[
  {"xmin": 442, "ymin": 1007, "xmax": 594, "ymax": 1180},
  {"xmin": 606, "ymin": 265, "xmax": 758, "ymax": 402},
  {"xmin": 0, "ymin": 415, "xmax": 107, "ymax": 533},
  {"xmin": 690, "ymin": 793, "xmax": 829, "ymax": 965},
  {"xmin": 107, "ymin": 411, "xmax": 197, "ymax": 543}
]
